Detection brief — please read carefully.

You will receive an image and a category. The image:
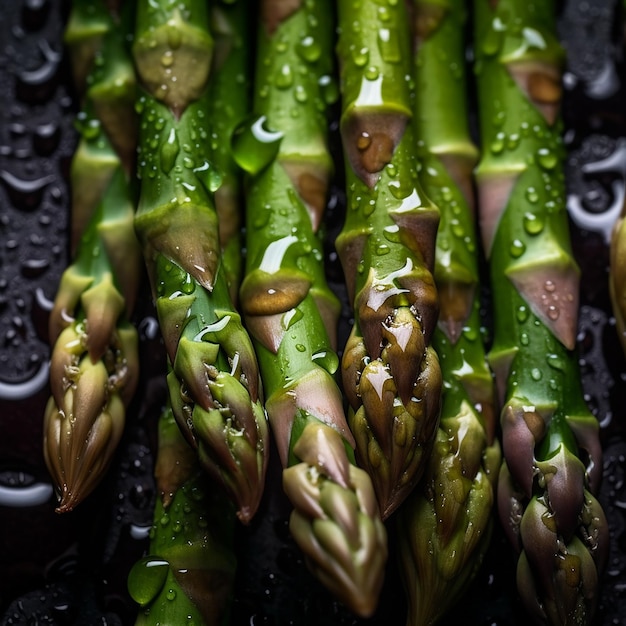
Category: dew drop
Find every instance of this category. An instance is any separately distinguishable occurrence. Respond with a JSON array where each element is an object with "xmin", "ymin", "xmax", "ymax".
[
  {"xmin": 378, "ymin": 27, "xmax": 400, "ymax": 63},
  {"xmin": 127, "ymin": 557, "xmax": 169, "ymax": 606},
  {"xmin": 547, "ymin": 305, "xmax": 560, "ymax": 321},
  {"xmin": 516, "ymin": 305, "xmax": 529, "ymax": 323},
  {"xmin": 525, "ymin": 187, "xmax": 539, "ymax": 204},
  {"xmin": 520, "ymin": 331, "xmax": 529, "ymax": 346},
  {"xmin": 523, "ymin": 212, "xmax": 544, "ymax": 235},
  {"xmin": 352, "ymin": 46, "xmax": 369, "ymax": 67},
  {"xmin": 296, "ymin": 36, "xmax": 321, "ymax": 62},
  {"xmin": 275, "ymin": 64, "xmax": 293, "ymax": 89},
  {"xmin": 510, "ymin": 239, "xmax": 526, "ymax": 257},
  {"xmin": 531, "ymin": 368, "xmax": 542, "ymax": 381},
  {"xmin": 231, "ymin": 115, "xmax": 283, "ymax": 175},
  {"xmin": 537, "ymin": 148, "xmax": 557, "ymax": 170},
  {"xmin": 160, "ymin": 128, "xmax": 179, "ymax": 174}
]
